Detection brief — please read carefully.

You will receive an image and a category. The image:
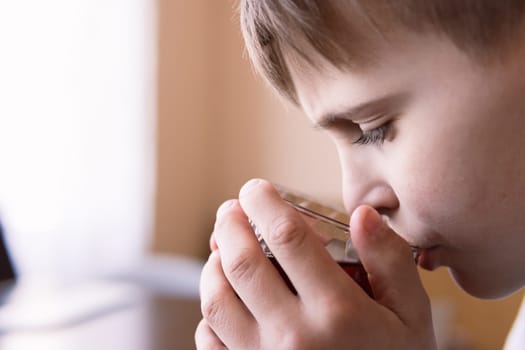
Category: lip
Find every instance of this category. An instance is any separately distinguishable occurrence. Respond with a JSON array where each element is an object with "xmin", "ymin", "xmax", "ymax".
[{"xmin": 415, "ymin": 246, "xmax": 440, "ymax": 270}]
